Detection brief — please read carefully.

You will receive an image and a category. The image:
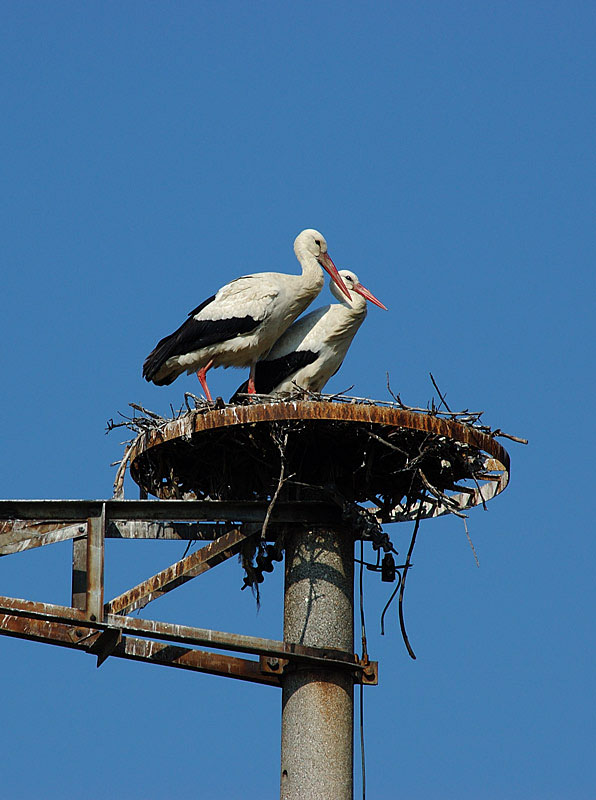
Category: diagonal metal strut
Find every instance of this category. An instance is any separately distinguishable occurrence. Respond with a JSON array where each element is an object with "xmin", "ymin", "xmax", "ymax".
[{"xmin": 105, "ymin": 526, "xmax": 253, "ymax": 616}]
